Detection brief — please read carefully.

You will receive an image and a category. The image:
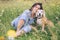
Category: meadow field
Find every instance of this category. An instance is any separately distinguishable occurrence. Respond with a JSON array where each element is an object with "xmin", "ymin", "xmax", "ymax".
[{"xmin": 0, "ymin": 0, "xmax": 60, "ymax": 40}]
